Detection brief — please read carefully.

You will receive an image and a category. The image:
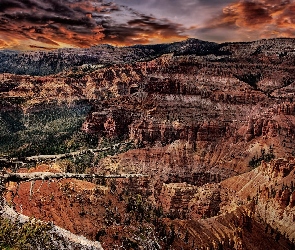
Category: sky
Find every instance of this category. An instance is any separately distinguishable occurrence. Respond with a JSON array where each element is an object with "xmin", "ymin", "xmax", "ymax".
[{"xmin": 0, "ymin": 0, "xmax": 295, "ymax": 50}]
